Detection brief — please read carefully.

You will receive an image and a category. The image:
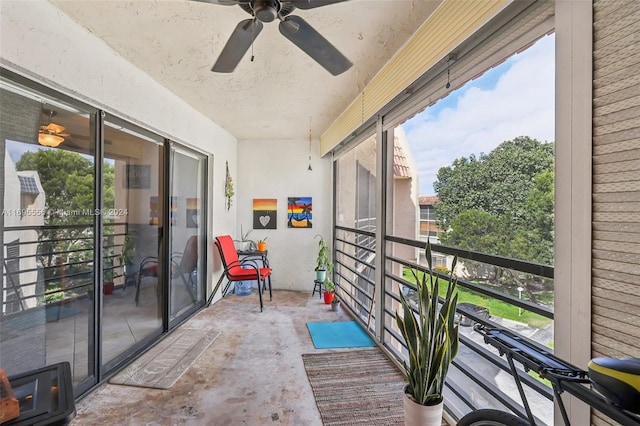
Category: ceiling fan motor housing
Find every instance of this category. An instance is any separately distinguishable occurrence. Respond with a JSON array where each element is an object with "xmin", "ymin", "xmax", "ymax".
[{"xmin": 253, "ymin": 0, "xmax": 280, "ymax": 22}]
